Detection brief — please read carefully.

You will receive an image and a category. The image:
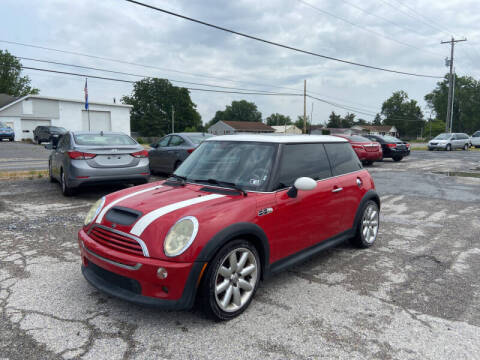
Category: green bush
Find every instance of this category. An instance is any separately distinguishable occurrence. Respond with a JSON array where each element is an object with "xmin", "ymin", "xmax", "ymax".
[{"xmin": 136, "ymin": 137, "xmax": 145, "ymax": 144}]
